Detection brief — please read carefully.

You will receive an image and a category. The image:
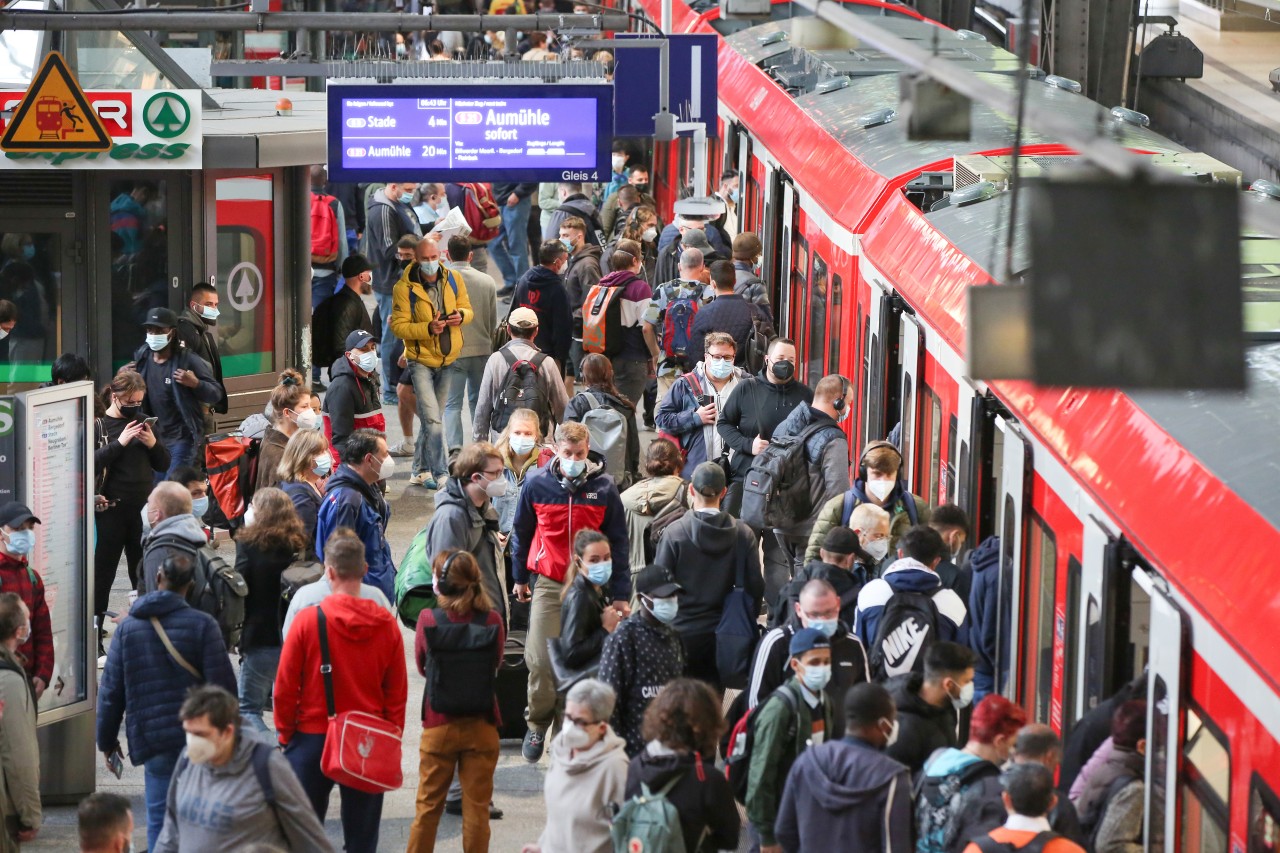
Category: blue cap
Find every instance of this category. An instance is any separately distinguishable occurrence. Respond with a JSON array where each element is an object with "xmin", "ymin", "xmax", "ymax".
[{"xmin": 789, "ymin": 627, "xmax": 831, "ymax": 658}]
